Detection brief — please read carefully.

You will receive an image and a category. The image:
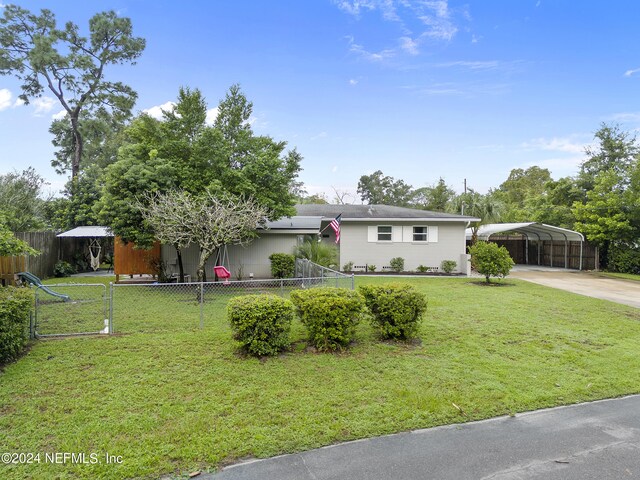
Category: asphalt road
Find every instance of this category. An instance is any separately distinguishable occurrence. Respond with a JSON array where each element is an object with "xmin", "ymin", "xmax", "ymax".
[{"xmin": 205, "ymin": 395, "xmax": 640, "ymax": 480}]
